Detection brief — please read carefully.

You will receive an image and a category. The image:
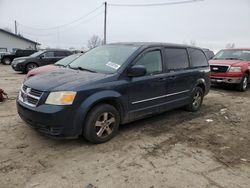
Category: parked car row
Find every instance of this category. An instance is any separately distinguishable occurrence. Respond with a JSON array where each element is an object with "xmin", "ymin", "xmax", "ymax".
[
  {"xmin": 11, "ymin": 49, "xmax": 73, "ymax": 73},
  {"xmin": 12, "ymin": 42, "xmax": 249, "ymax": 144},
  {"xmin": 1, "ymin": 49, "xmax": 37, "ymax": 65},
  {"xmin": 16, "ymin": 42, "xmax": 211, "ymax": 143}
]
